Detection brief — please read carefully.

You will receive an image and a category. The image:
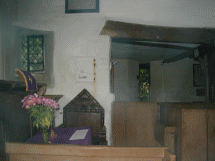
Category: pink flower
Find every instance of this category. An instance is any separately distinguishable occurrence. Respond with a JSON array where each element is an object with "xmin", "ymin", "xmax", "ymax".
[
  {"xmin": 43, "ymin": 98, "xmax": 52, "ymax": 106},
  {"xmin": 41, "ymin": 97, "xmax": 47, "ymax": 103},
  {"xmin": 26, "ymin": 99, "xmax": 36, "ymax": 106},
  {"xmin": 31, "ymin": 97, "xmax": 37, "ymax": 102},
  {"xmin": 22, "ymin": 101, "xmax": 27, "ymax": 108},
  {"xmin": 48, "ymin": 99, "xmax": 59, "ymax": 109},
  {"xmin": 34, "ymin": 93, "xmax": 39, "ymax": 98},
  {"xmin": 36, "ymin": 98, "xmax": 42, "ymax": 104},
  {"xmin": 22, "ymin": 95, "xmax": 32, "ymax": 102},
  {"xmin": 27, "ymin": 95, "xmax": 34, "ymax": 100},
  {"xmin": 21, "ymin": 94, "xmax": 61, "ymax": 115},
  {"xmin": 52, "ymin": 102, "xmax": 59, "ymax": 109},
  {"xmin": 25, "ymin": 105, "xmax": 30, "ymax": 109},
  {"xmin": 38, "ymin": 96, "xmax": 44, "ymax": 100},
  {"xmin": 21, "ymin": 99, "xmax": 25, "ymax": 103}
]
